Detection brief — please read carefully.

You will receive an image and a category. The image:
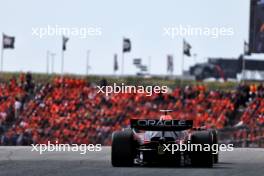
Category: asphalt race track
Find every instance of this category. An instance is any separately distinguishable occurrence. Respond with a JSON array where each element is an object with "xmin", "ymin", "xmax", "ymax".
[{"xmin": 0, "ymin": 147, "xmax": 264, "ymax": 176}]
